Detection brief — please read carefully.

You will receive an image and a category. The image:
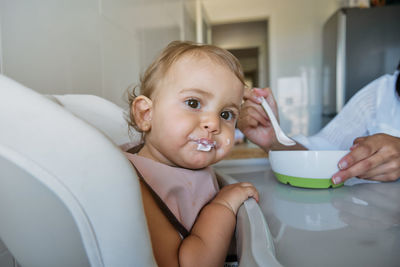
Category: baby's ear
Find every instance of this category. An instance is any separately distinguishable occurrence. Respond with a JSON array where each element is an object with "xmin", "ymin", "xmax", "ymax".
[{"xmin": 131, "ymin": 96, "xmax": 153, "ymax": 132}]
